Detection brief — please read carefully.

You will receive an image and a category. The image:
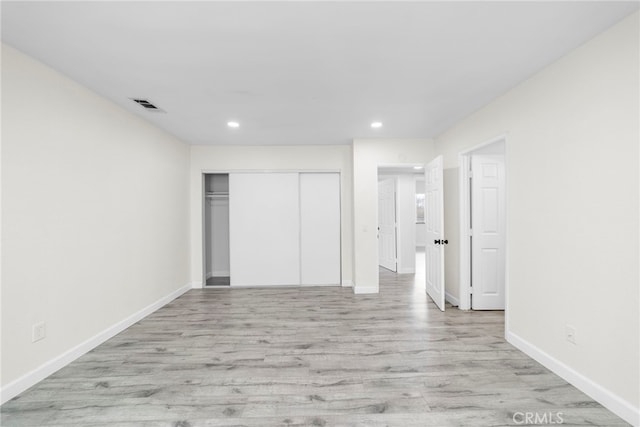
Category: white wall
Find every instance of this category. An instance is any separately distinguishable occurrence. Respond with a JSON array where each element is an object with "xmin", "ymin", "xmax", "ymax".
[
  {"xmin": 1, "ymin": 45, "xmax": 190, "ymax": 398},
  {"xmin": 352, "ymin": 139, "xmax": 434, "ymax": 293},
  {"xmin": 190, "ymin": 145, "xmax": 353, "ymax": 287},
  {"xmin": 434, "ymin": 13, "xmax": 639, "ymax": 424}
]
